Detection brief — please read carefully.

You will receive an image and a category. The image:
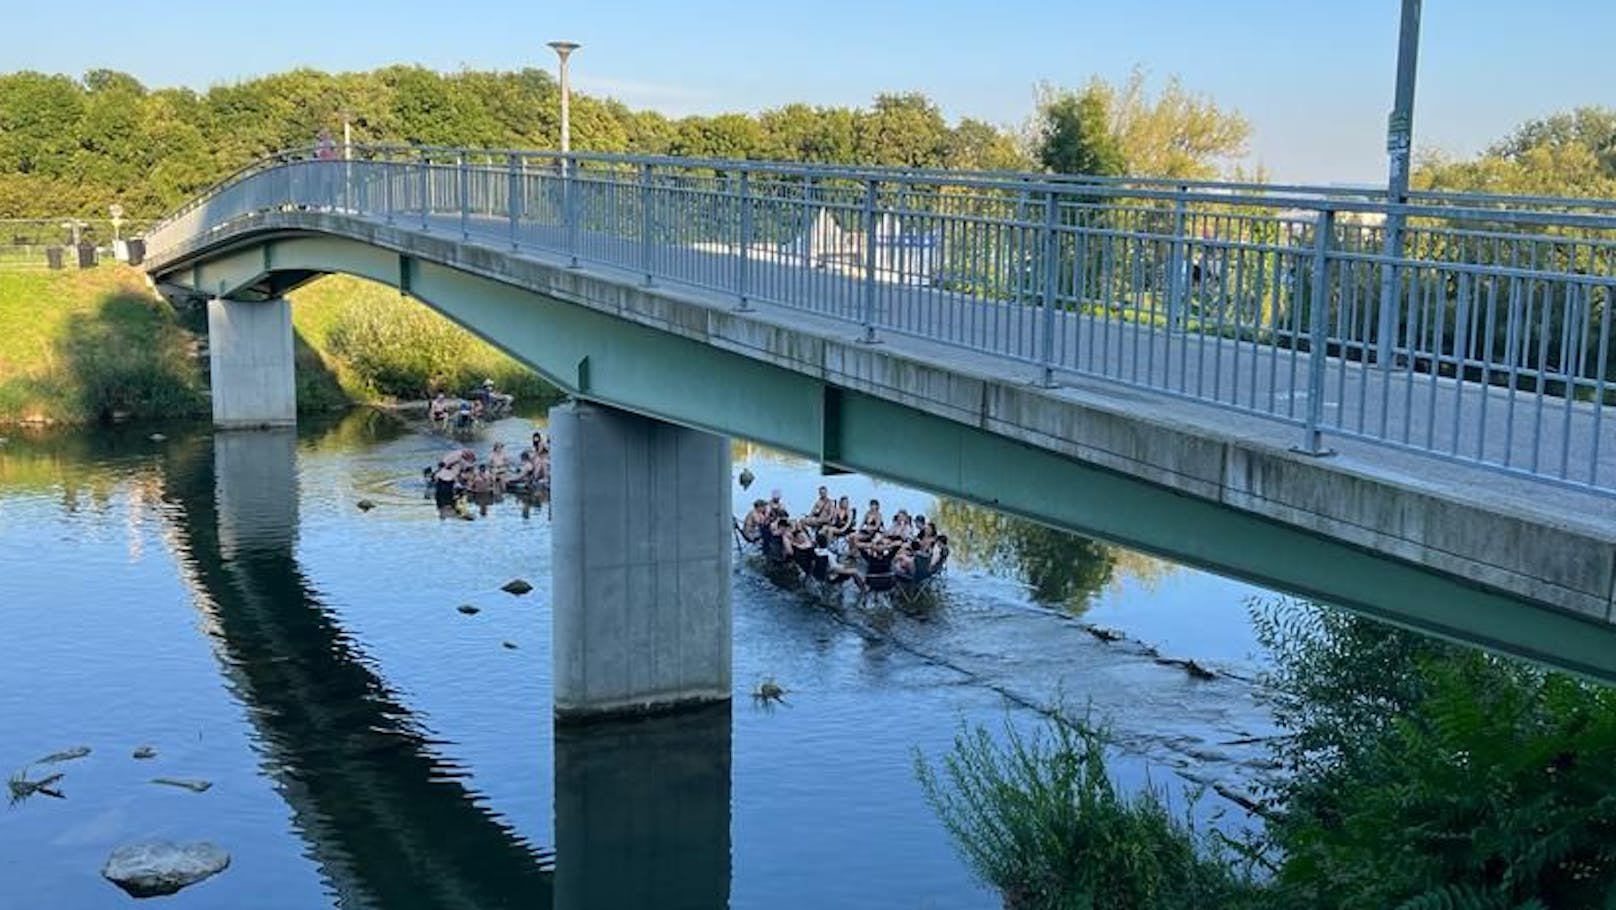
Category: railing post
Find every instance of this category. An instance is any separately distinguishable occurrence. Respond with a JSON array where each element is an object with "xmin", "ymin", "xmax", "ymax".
[
  {"xmin": 737, "ymin": 169, "xmax": 753, "ymax": 312},
  {"xmin": 419, "ymin": 157, "xmax": 431, "ymax": 232},
  {"xmin": 507, "ymin": 153, "xmax": 522, "ymax": 249},
  {"xmin": 801, "ymin": 176, "xmax": 816, "ymax": 267},
  {"xmin": 1296, "ymin": 208, "xmax": 1337, "ymax": 456},
  {"xmin": 458, "ymin": 153, "xmax": 470, "ymax": 239},
  {"xmin": 383, "ymin": 158, "xmax": 395, "ymax": 225},
  {"xmin": 1039, "ymin": 190, "xmax": 1061, "ymax": 387},
  {"xmin": 639, "ymin": 162, "xmax": 654, "ymax": 285},
  {"xmin": 1166, "ymin": 185, "xmax": 1188, "ymax": 331},
  {"xmin": 860, "ymin": 178, "xmax": 879, "ymax": 343},
  {"xmin": 566, "ymin": 155, "xmax": 581, "ymax": 268}
]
